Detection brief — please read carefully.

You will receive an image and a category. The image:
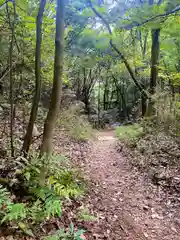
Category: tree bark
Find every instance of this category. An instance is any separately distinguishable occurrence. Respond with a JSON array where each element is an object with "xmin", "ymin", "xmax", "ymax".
[
  {"xmin": 22, "ymin": 0, "xmax": 46, "ymax": 156},
  {"xmin": 6, "ymin": 1, "xmax": 16, "ymax": 157},
  {"xmin": 40, "ymin": 0, "xmax": 65, "ymax": 155},
  {"xmin": 147, "ymin": 28, "xmax": 160, "ymax": 115}
]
